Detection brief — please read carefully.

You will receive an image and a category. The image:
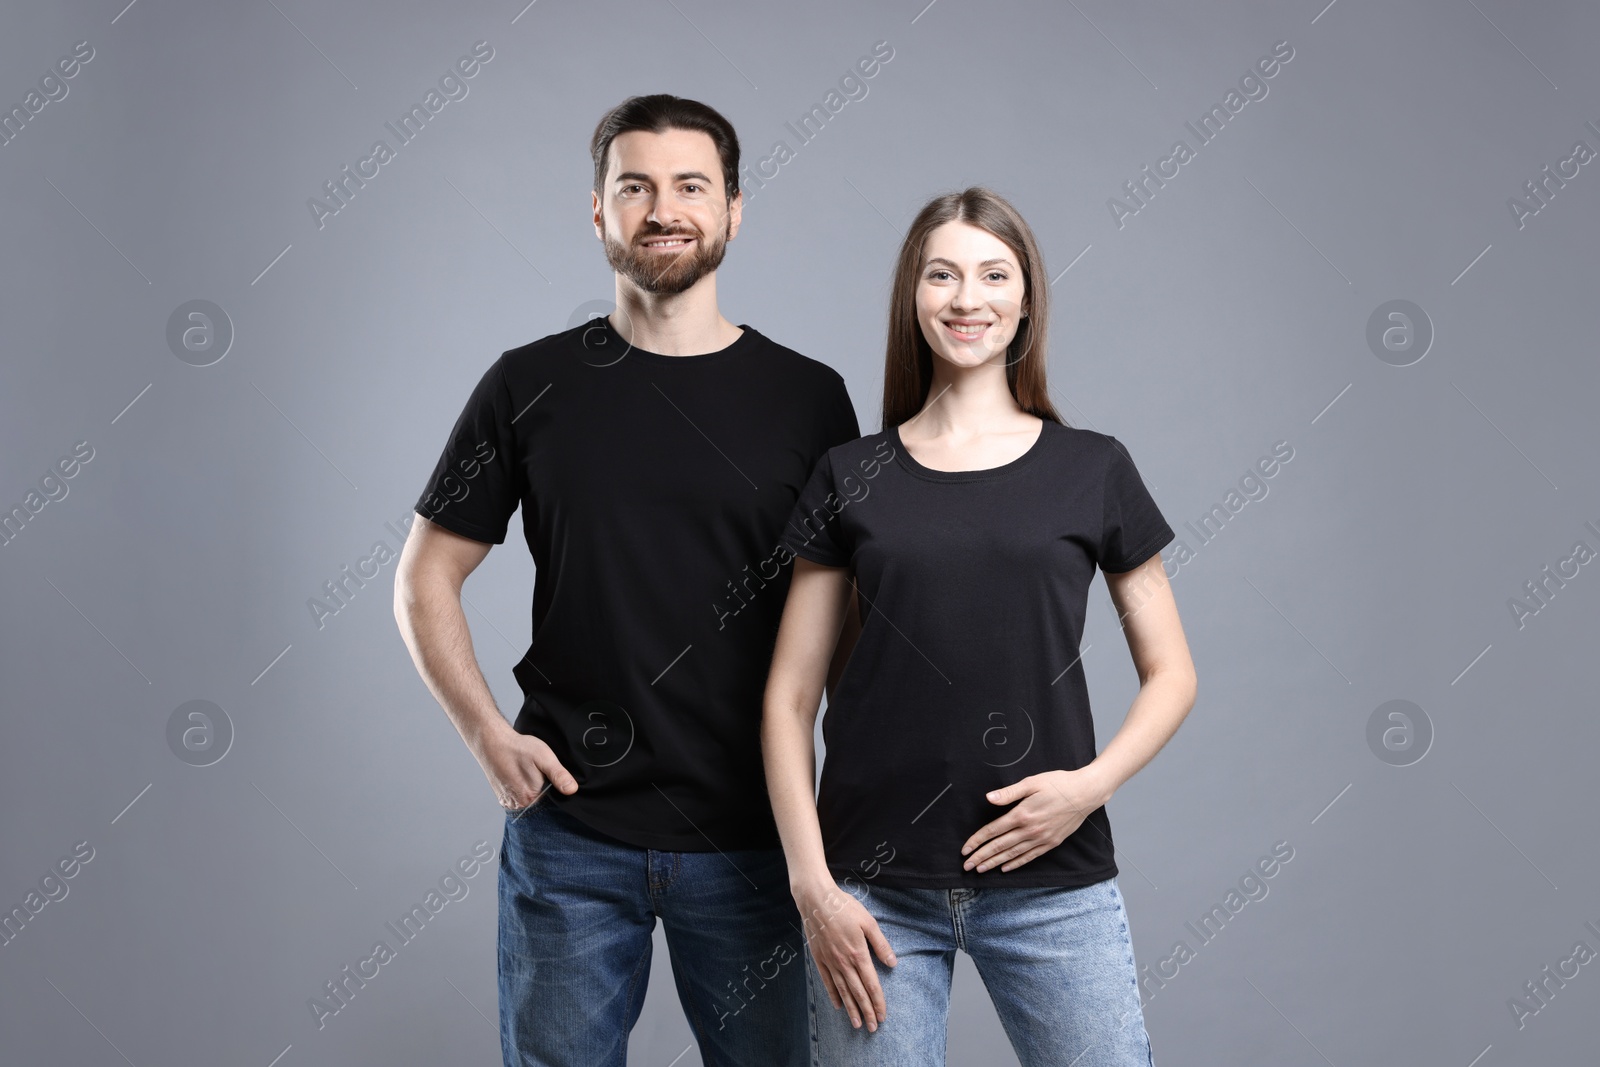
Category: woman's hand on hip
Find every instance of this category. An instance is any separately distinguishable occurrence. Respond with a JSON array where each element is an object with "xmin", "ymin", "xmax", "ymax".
[{"xmin": 961, "ymin": 769, "xmax": 1103, "ymax": 873}]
